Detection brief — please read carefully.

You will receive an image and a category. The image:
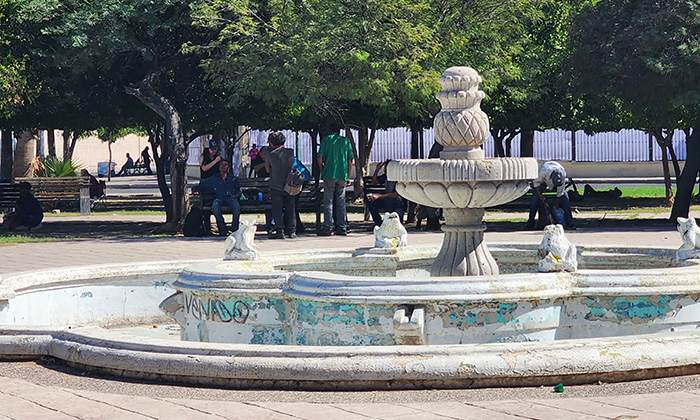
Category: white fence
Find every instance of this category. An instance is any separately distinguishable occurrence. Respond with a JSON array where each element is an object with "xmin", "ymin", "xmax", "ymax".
[{"xmin": 188, "ymin": 128, "xmax": 689, "ymax": 167}]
